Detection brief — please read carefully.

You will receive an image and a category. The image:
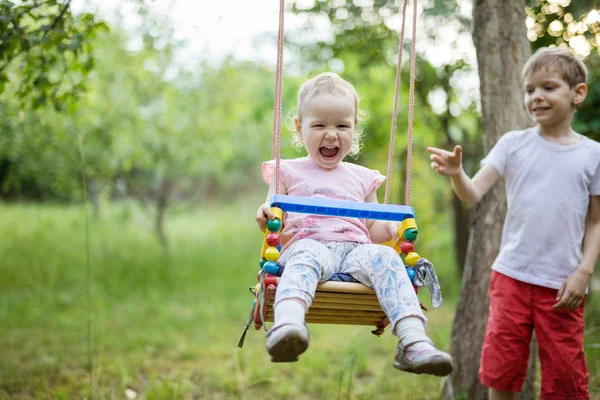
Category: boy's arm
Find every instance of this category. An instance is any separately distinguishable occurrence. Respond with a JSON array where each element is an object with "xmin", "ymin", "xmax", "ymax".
[
  {"xmin": 365, "ymin": 188, "xmax": 396, "ymax": 244},
  {"xmin": 554, "ymin": 195, "xmax": 600, "ymax": 309},
  {"xmin": 428, "ymin": 145, "xmax": 501, "ymax": 205},
  {"xmin": 256, "ymin": 177, "xmax": 288, "ymax": 232}
]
